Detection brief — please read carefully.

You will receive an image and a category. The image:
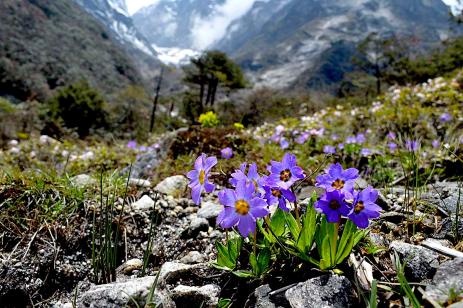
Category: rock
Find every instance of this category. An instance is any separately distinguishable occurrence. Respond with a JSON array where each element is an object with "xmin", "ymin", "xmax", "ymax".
[
  {"xmin": 78, "ymin": 276, "xmax": 173, "ymax": 308},
  {"xmin": 376, "ymin": 191, "xmax": 392, "ymax": 210},
  {"xmin": 434, "ymin": 217, "xmax": 463, "ymax": 240},
  {"xmin": 131, "ymin": 195, "xmax": 155, "ymax": 211},
  {"xmin": 379, "ymin": 211, "xmax": 406, "ymax": 224},
  {"xmin": 355, "ymin": 178, "xmax": 369, "ymax": 190},
  {"xmin": 170, "ymin": 284, "xmax": 220, "ymax": 307},
  {"xmin": 157, "ymin": 262, "xmax": 219, "ymax": 288},
  {"xmin": 197, "ymin": 201, "xmax": 223, "ymax": 223},
  {"xmin": 425, "ymin": 258, "xmax": 463, "ymax": 305},
  {"xmin": 181, "ymin": 217, "xmax": 209, "ymax": 238},
  {"xmin": 296, "ymin": 186, "xmax": 325, "ymax": 201},
  {"xmin": 440, "ymin": 193, "xmax": 463, "ymax": 215},
  {"xmin": 128, "ymin": 178, "xmax": 151, "ymax": 188},
  {"xmin": 71, "ymin": 174, "xmax": 97, "ymax": 188},
  {"xmin": 390, "ymin": 241, "xmax": 440, "ymax": 281},
  {"xmin": 120, "ymin": 258, "xmax": 143, "ymax": 275},
  {"xmin": 250, "ymin": 284, "xmax": 277, "ymax": 308},
  {"xmin": 285, "ymin": 274, "xmax": 355, "ymax": 308},
  {"xmin": 180, "ymin": 251, "xmax": 207, "ymax": 264},
  {"xmin": 123, "ymin": 128, "xmax": 188, "ymax": 178},
  {"xmin": 155, "ymin": 175, "xmax": 189, "ymax": 198}
]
